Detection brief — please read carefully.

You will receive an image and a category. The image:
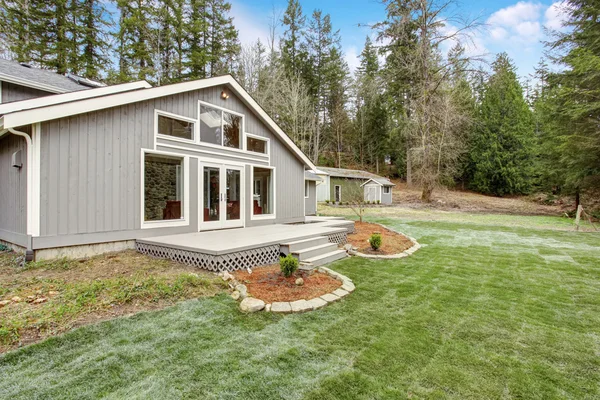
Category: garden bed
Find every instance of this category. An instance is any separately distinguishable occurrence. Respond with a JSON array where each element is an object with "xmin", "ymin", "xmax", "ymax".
[
  {"xmin": 348, "ymin": 221, "xmax": 414, "ymax": 255},
  {"xmin": 234, "ymin": 265, "xmax": 341, "ymax": 303}
]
